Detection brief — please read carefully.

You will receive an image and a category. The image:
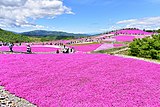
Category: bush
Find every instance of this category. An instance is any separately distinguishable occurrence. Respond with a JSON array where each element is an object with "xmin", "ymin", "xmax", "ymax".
[{"xmin": 129, "ymin": 34, "xmax": 160, "ymax": 60}]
